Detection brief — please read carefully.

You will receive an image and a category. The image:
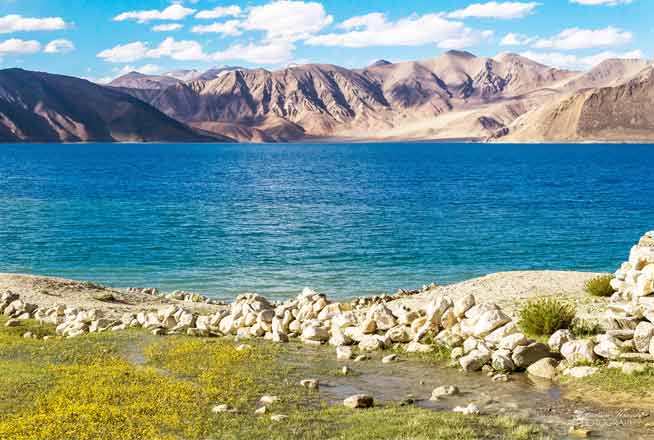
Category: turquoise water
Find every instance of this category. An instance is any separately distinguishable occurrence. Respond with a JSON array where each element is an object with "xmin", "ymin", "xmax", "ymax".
[{"xmin": 0, "ymin": 143, "xmax": 651, "ymax": 300}]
